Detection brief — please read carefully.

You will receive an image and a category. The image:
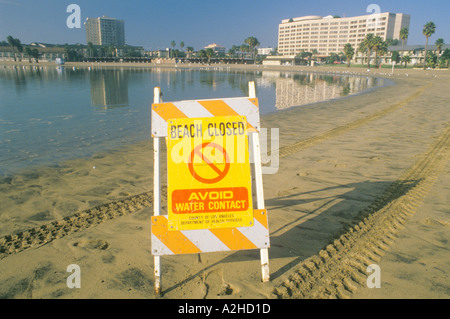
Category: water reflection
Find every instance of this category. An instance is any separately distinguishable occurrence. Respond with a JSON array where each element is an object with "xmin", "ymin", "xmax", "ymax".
[
  {"xmin": 256, "ymin": 71, "xmax": 383, "ymax": 110},
  {"xmin": 90, "ymin": 69, "xmax": 129, "ymax": 108},
  {"xmin": 152, "ymin": 68, "xmax": 257, "ymax": 99},
  {"xmin": 0, "ymin": 66, "xmax": 33, "ymax": 92},
  {"xmin": 0, "ymin": 66, "xmax": 132, "ymax": 109},
  {"xmin": 1, "ymin": 67, "xmax": 384, "ymax": 112}
]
